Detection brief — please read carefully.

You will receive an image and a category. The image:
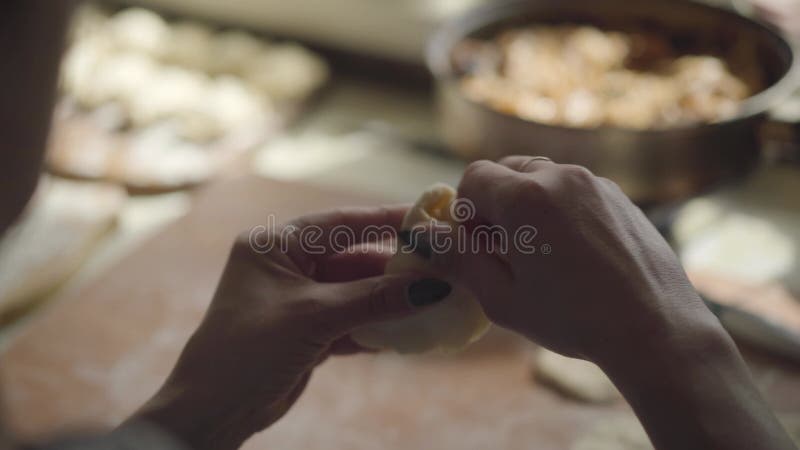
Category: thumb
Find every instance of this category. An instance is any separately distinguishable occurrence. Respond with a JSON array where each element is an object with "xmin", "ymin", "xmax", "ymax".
[{"xmin": 318, "ymin": 274, "xmax": 452, "ymax": 332}]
